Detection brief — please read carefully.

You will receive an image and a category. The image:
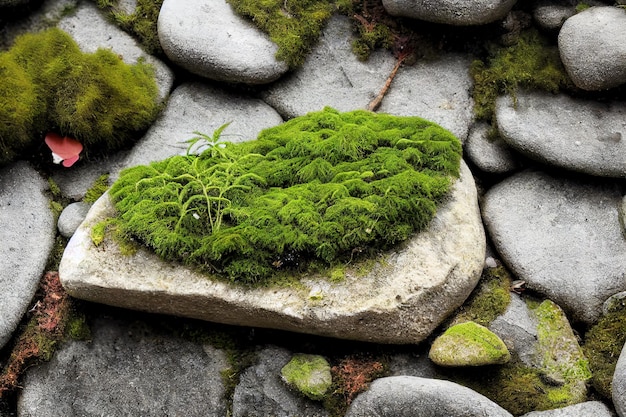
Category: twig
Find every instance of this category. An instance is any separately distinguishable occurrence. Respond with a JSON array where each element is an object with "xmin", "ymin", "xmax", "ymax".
[{"xmin": 366, "ymin": 54, "xmax": 406, "ymax": 112}]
